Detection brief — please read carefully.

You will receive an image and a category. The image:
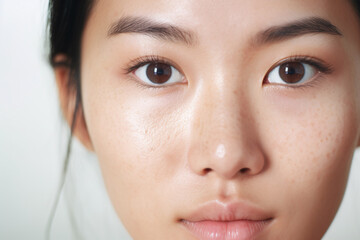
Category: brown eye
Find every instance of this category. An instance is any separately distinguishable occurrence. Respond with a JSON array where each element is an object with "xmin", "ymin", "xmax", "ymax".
[
  {"xmin": 279, "ymin": 62, "xmax": 305, "ymax": 84},
  {"xmin": 134, "ymin": 62, "xmax": 183, "ymax": 86},
  {"xmin": 146, "ymin": 63, "xmax": 172, "ymax": 84},
  {"xmin": 267, "ymin": 61, "xmax": 317, "ymax": 85}
]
